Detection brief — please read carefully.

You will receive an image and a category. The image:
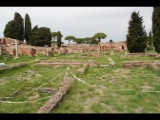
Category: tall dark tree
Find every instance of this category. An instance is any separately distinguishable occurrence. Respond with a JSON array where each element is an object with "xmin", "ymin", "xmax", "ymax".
[
  {"xmin": 29, "ymin": 26, "xmax": 52, "ymax": 47},
  {"xmin": 25, "ymin": 13, "xmax": 32, "ymax": 44},
  {"xmin": 57, "ymin": 31, "xmax": 63, "ymax": 48},
  {"xmin": 37, "ymin": 27, "xmax": 52, "ymax": 47},
  {"xmin": 13, "ymin": 12, "xmax": 24, "ymax": 41},
  {"xmin": 146, "ymin": 31, "xmax": 153, "ymax": 50},
  {"xmin": 29, "ymin": 25, "xmax": 39, "ymax": 46},
  {"xmin": 152, "ymin": 7, "xmax": 160, "ymax": 53},
  {"xmin": 4, "ymin": 12, "xmax": 24, "ymax": 41},
  {"xmin": 148, "ymin": 31, "xmax": 153, "ymax": 46},
  {"xmin": 4, "ymin": 20, "xmax": 16, "ymax": 38},
  {"xmin": 126, "ymin": 11, "xmax": 147, "ymax": 53}
]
